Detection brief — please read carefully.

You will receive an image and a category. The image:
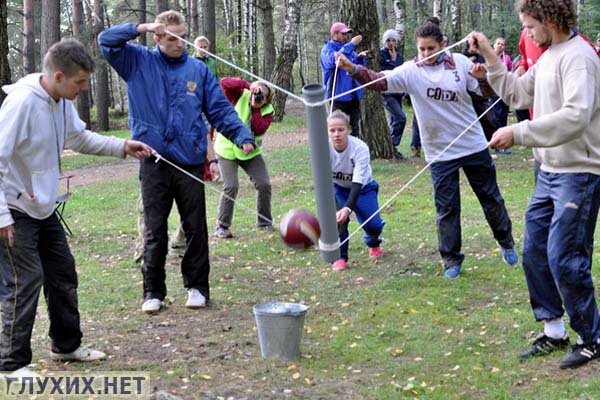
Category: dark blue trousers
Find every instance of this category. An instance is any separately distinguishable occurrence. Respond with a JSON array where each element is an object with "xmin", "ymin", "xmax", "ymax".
[
  {"xmin": 382, "ymin": 93, "xmax": 407, "ymax": 147},
  {"xmin": 430, "ymin": 149, "xmax": 514, "ymax": 268},
  {"xmin": 334, "ymin": 181, "xmax": 385, "ymax": 261},
  {"xmin": 523, "ymin": 171, "xmax": 600, "ymax": 344},
  {"xmin": 411, "ymin": 117, "xmax": 421, "ymax": 148}
]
